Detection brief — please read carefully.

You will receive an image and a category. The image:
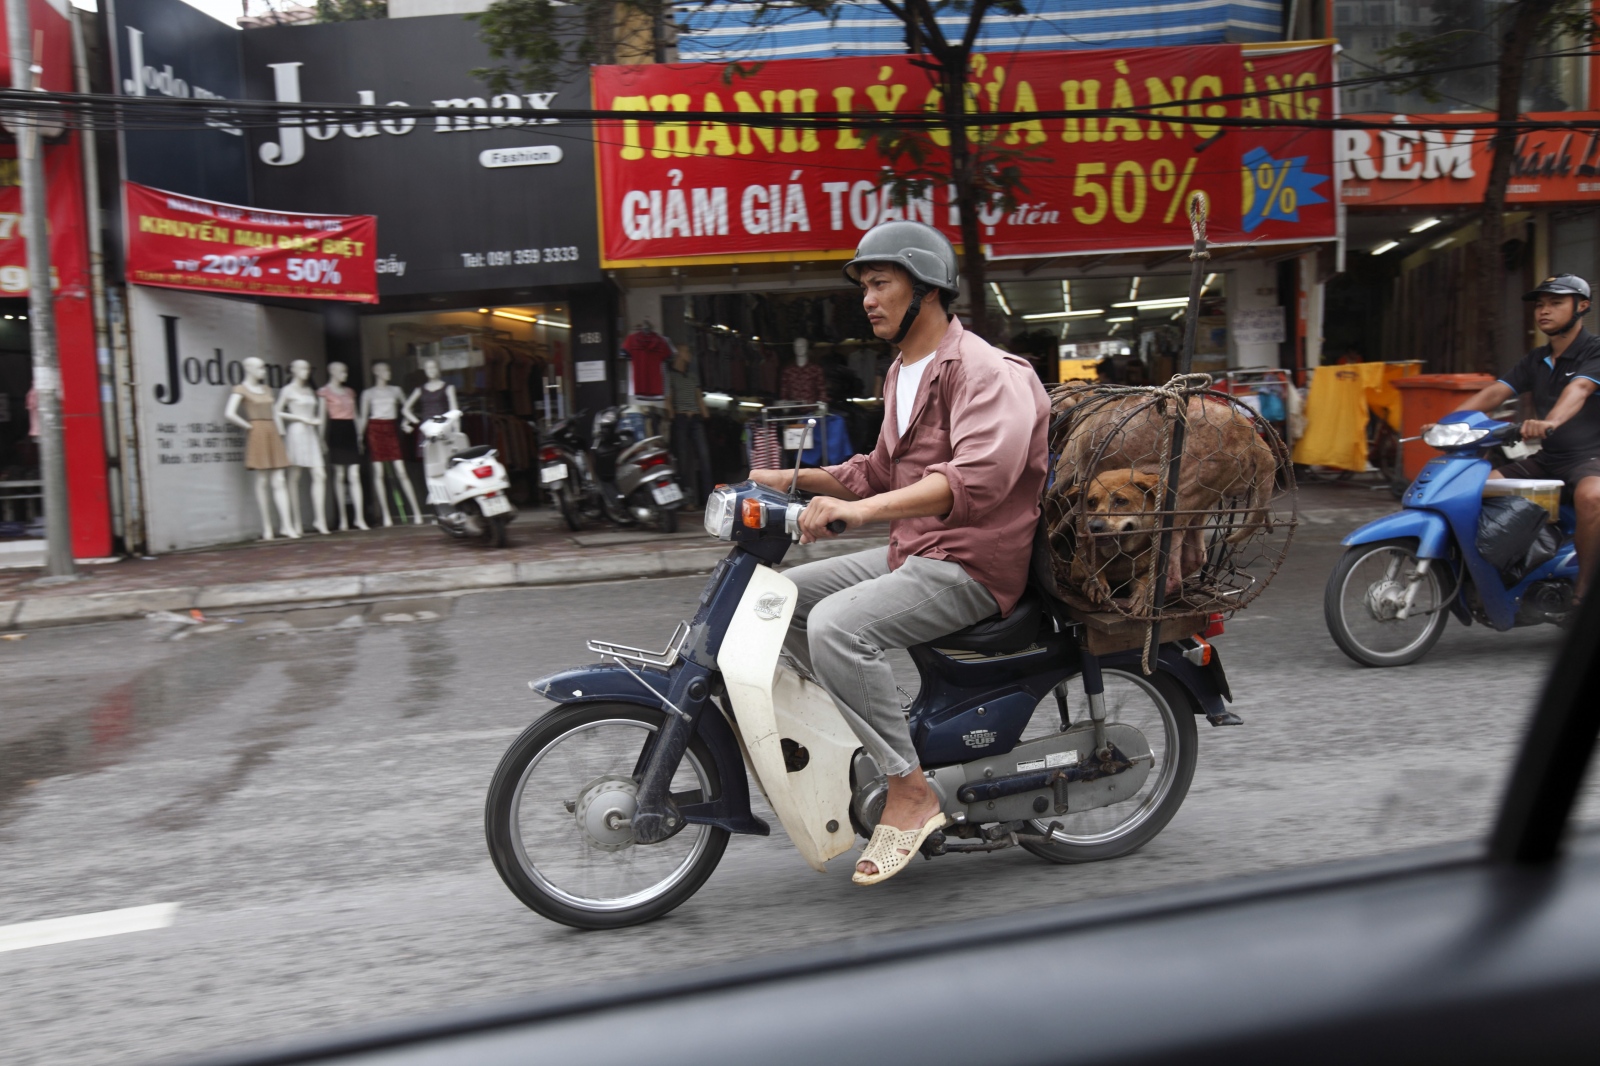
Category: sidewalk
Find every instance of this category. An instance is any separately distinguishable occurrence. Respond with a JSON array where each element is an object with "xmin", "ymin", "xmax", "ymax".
[{"xmin": 0, "ymin": 480, "xmax": 1399, "ymax": 631}]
